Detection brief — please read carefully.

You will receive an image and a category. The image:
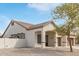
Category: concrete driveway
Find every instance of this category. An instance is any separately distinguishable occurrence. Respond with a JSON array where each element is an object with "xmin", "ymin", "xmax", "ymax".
[{"xmin": 0, "ymin": 47, "xmax": 65, "ymax": 56}]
